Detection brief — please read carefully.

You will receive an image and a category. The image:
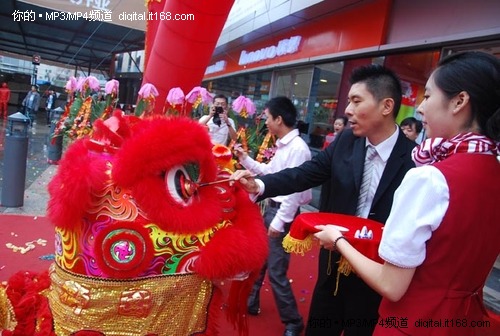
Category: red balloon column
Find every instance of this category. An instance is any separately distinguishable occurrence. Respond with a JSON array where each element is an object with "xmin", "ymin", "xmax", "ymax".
[
  {"xmin": 143, "ymin": 0, "xmax": 235, "ymax": 114},
  {"xmin": 144, "ymin": 0, "xmax": 166, "ymax": 69}
]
